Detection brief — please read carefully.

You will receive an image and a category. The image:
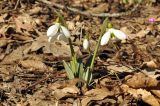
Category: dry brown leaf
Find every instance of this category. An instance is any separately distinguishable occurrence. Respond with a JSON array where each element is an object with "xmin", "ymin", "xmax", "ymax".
[
  {"xmin": 49, "ymin": 41, "xmax": 72, "ymax": 57},
  {"xmin": 146, "ymin": 25, "xmax": 156, "ymax": 31},
  {"xmin": 62, "ymin": 86, "xmax": 80, "ymax": 94},
  {"xmin": 136, "ymin": 30, "xmax": 149, "ymax": 38},
  {"xmin": 0, "ymin": 66, "xmax": 14, "ymax": 81},
  {"xmin": 49, "ymin": 79, "xmax": 85, "ymax": 92},
  {"xmin": 13, "ymin": 34, "xmax": 33, "ymax": 41},
  {"xmin": 86, "ymin": 3, "xmax": 109, "ymax": 13},
  {"xmin": 121, "ymin": 84, "xmax": 160, "ymax": 106},
  {"xmin": 24, "ymin": 35, "xmax": 81, "ymax": 57},
  {"xmin": 15, "ymin": 14, "xmax": 36, "ymax": 32},
  {"xmin": 0, "ymin": 39, "xmax": 14, "ymax": 47},
  {"xmin": 29, "ymin": 7, "xmax": 42, "ymax": 15},
  {"xmin": 125, "ymin": 72, "xmax": 158, "ymax": 88},
  {"xmin": 53, "ymin": 85, "xmax": 79, "ymax": 100},
  {"xmin": 20, "ymin": 59, "xmax": 47, "ymax": 70},
  {"xmin": 48, "ymin": 83, "xmax": 62, "ymax": 91},
  {"xmin": 156, "ymin": 17, "xmax": 160, "ymax": 22},
  {"xmin": 142, "ymin": 60, "xmax": 158, "ymax": 69},
  {"xmin": 0, "ymin": 53, "xmax": 5, "ymax": 61},
  {"xmin": 1, "ymin": 44, "xmax": 29, "ymax": 64},
  {"xmin": 0, "ymin": 25, "xmax": 14, "ymax": 35},
  {"xmin": 73, "ymin": 99, "xmax": 81, "ymax": 106},
  {"xmin": 81, "ymin": 88, "xmax": 113, "ymax": 106},
  {"xmin": 66, "ymin": 21, "xmax": 75, "ymax": 30},
  {"xmin": 0, "ymin": 13, "xmax": 8, "ymax": 22},
  {"xmin": 23, "ymin": 35, "xmax": 47, "ymax": 54},
  {"xmin": 120, "ymin": 27, "xmax": 132, "ymax": 35},
  {"xmin": 27, "ymin": 94, "xmax": 56, "ymax": 106},
  {"xmin": 151, "ymin": 90, "xmax": 160, "ymax": 98},
  {"xmin": 136, "ymin": 18, "xmax": 145, "ymax": 24},
  {"xmin": 107, "ymin": 65, "xmax": 133, "ymax": 72},
  {"xmin": 127, "ymin": 34, "xmax": 137, "ymax": 39},
  {"xmin": 157, "ymin": 24, "xmax": 160, "ymax": 30},
  {"xmin": 141, "ymin": 69, "xmax": 160, "ymax": 80}
]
